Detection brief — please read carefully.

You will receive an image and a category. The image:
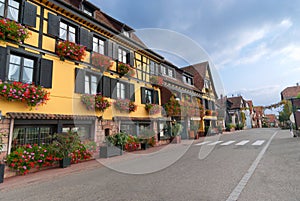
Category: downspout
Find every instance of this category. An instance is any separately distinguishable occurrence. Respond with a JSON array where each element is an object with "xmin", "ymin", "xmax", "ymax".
[{"xmin": 7, "ymin": 118, "xmax": 14, "ymax": 155}]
